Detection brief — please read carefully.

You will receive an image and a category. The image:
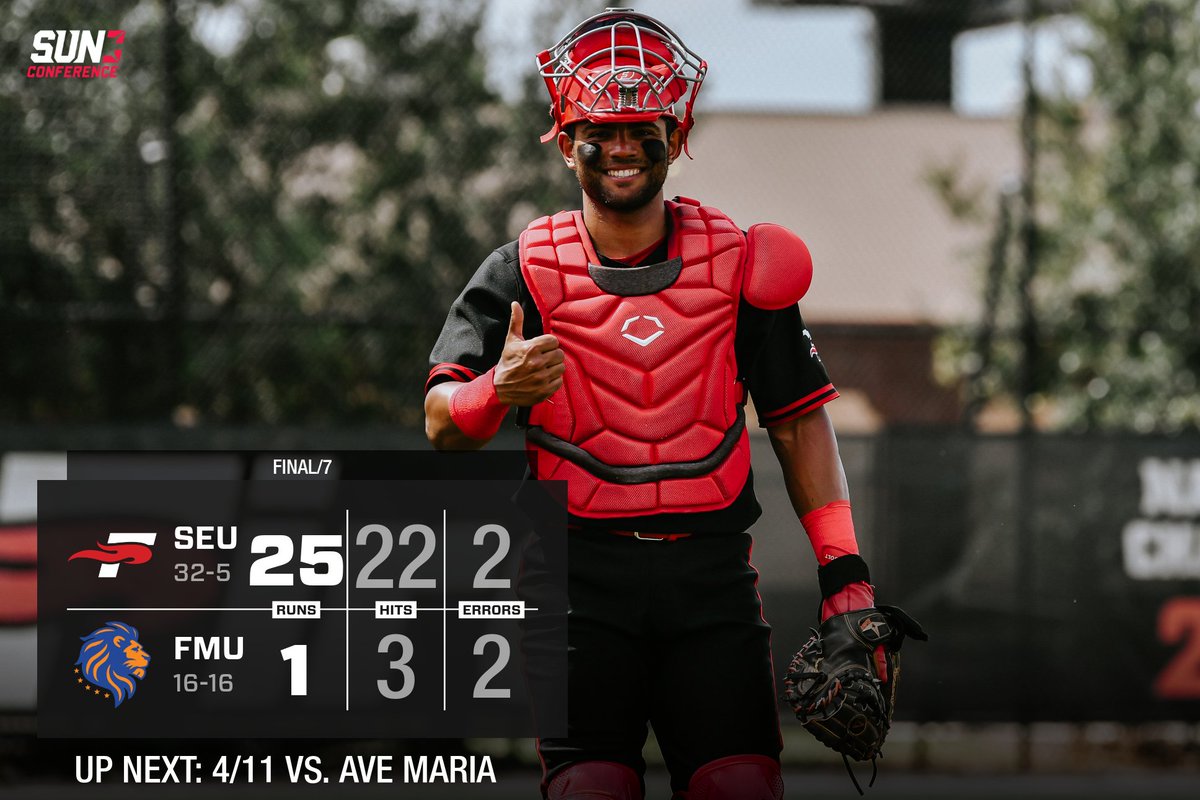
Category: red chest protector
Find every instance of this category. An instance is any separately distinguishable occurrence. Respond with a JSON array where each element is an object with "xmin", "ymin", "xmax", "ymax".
[{"xmin": 518, "ymin": 198, "xmax": 751, "ymax": 518}]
